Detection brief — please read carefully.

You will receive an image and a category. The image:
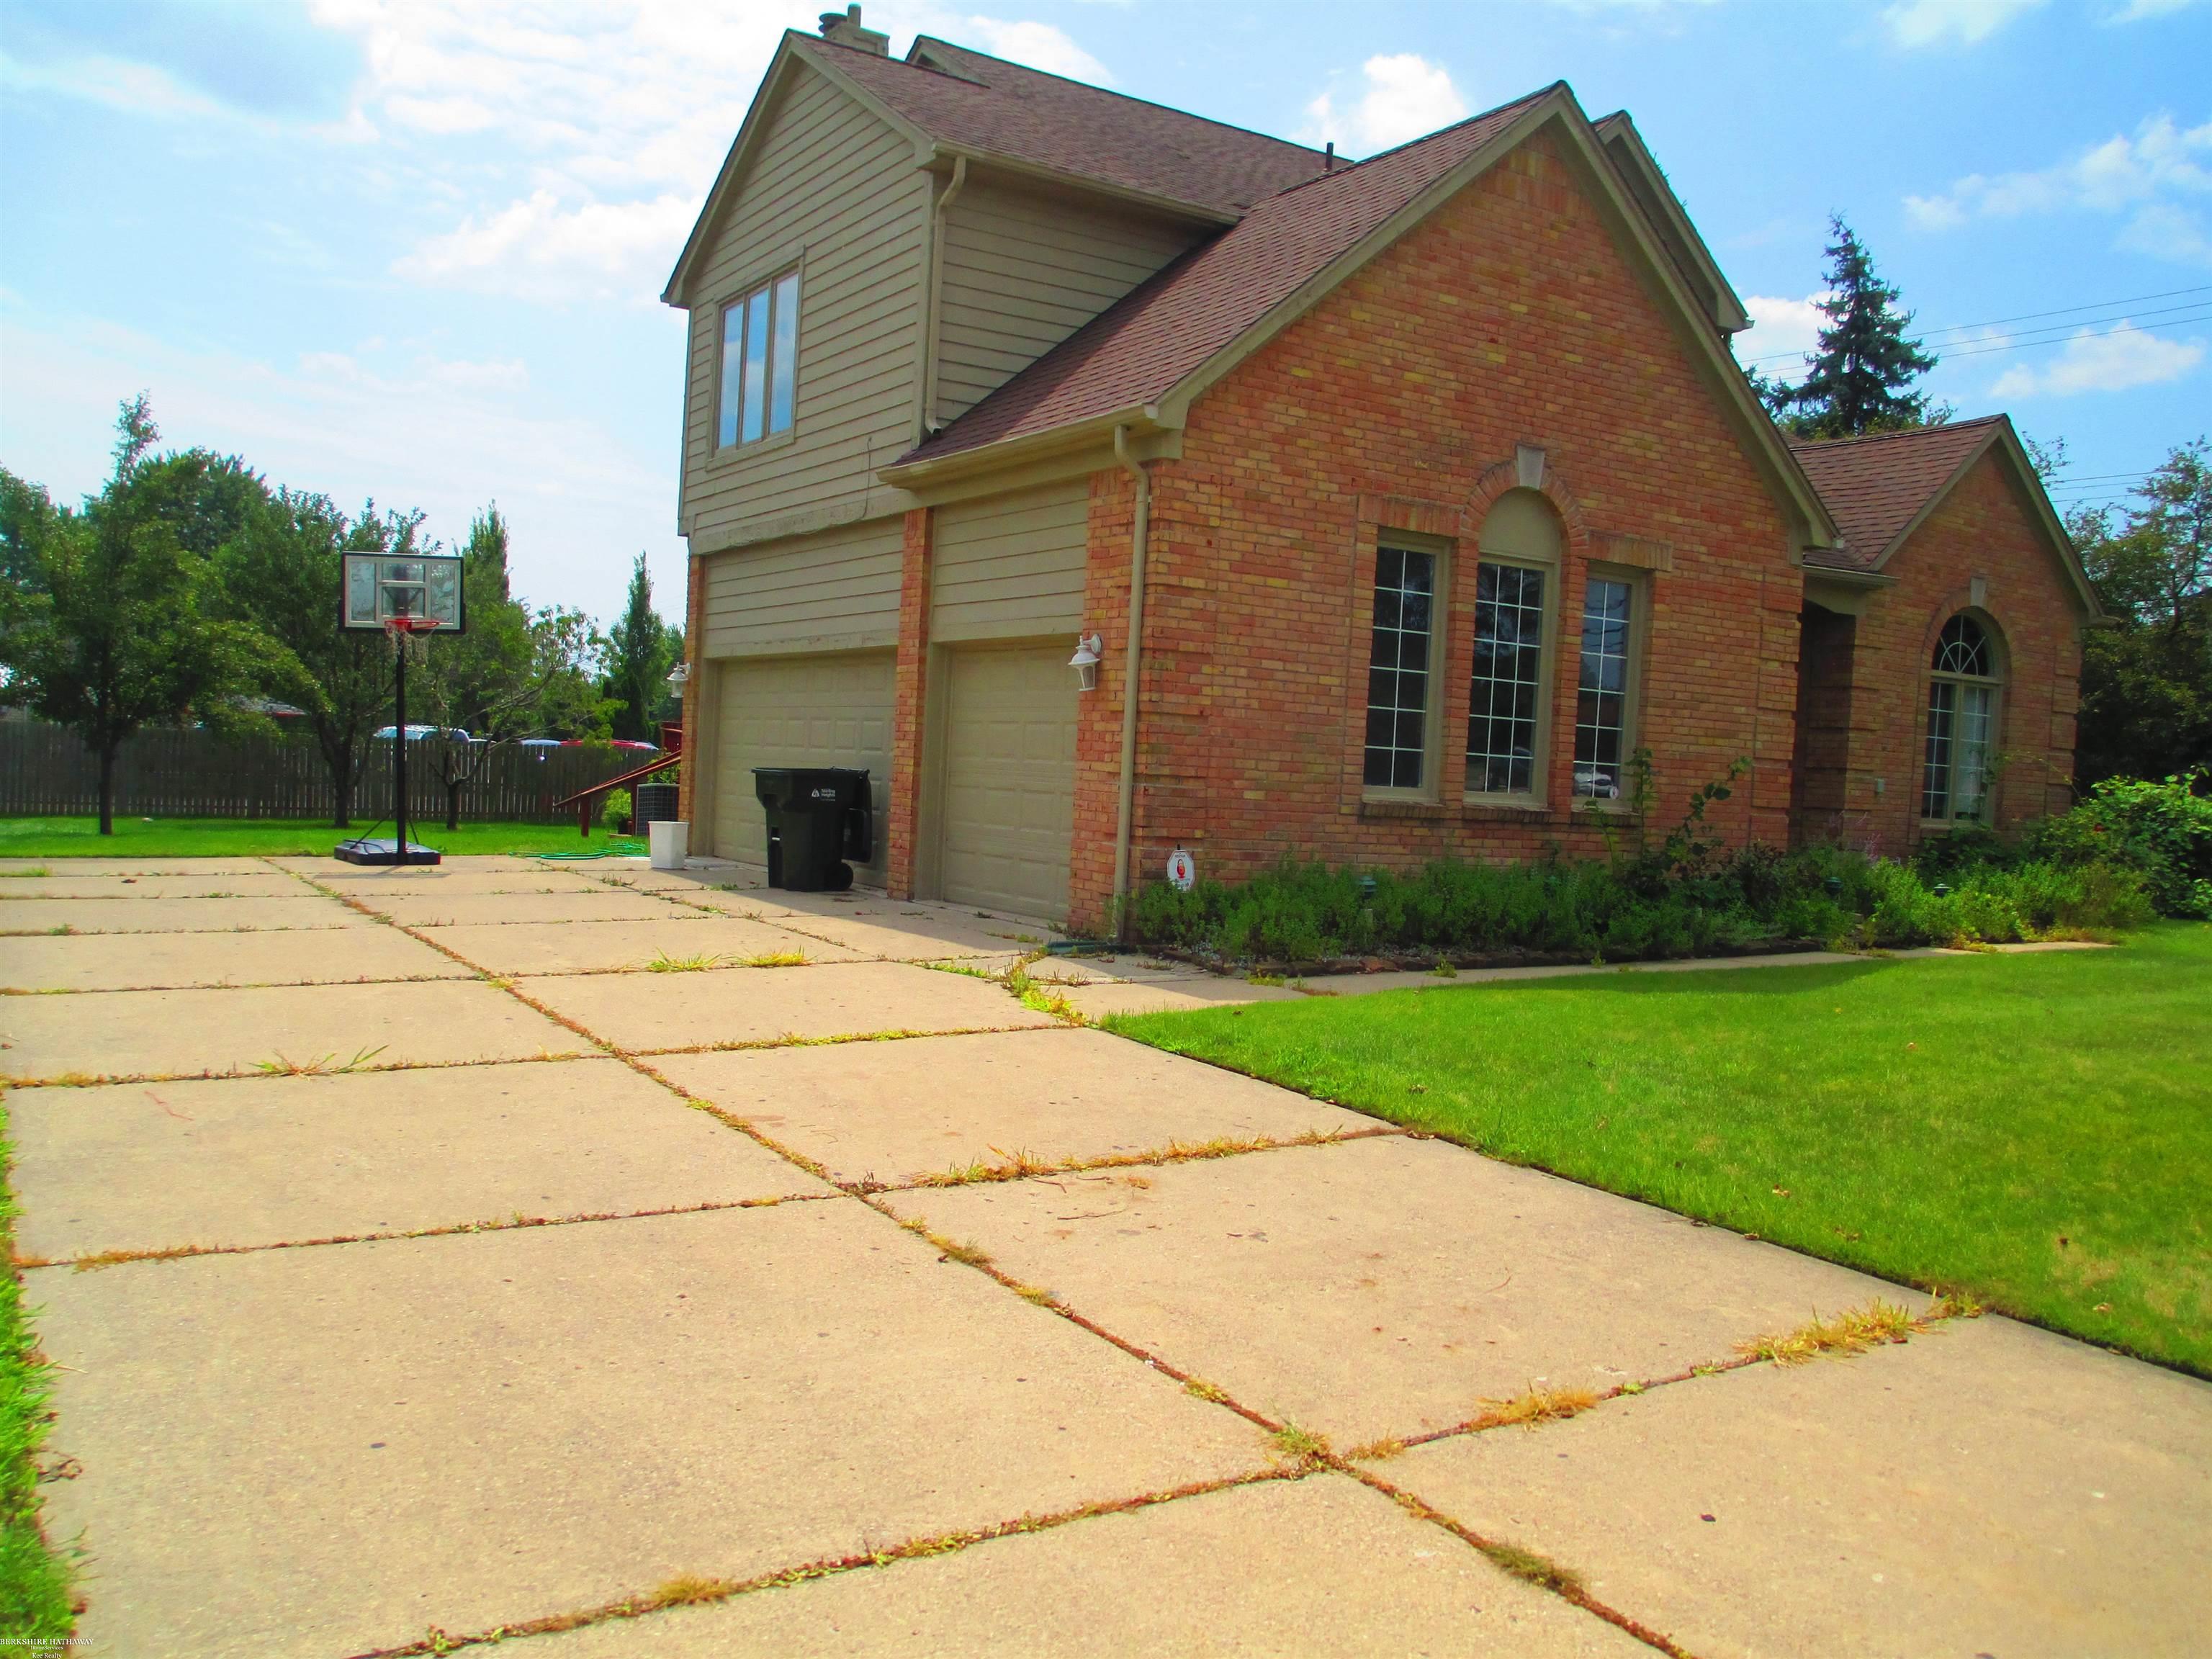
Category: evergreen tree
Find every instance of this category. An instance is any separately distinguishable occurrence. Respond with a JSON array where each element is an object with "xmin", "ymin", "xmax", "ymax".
[
  {"xmin": 601, "ymin": 551, "xmax": 678, "ymax": 742},
  {"xmin": 1766, "ymin": 217, "xmax": 1943, "ymax": 438},
  {"xmin": 463, "ymin": 503, "xmax": 512, "ymax": 606}
]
